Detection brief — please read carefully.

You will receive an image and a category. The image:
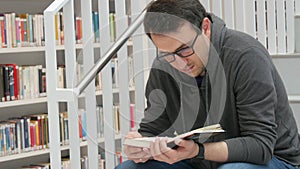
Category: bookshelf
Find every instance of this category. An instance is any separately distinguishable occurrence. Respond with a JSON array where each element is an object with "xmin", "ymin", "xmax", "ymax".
[
  {"xmin": 0, "ymin": 134, "xmax": 122, "ymax": 163},
  {"xmin": 0, "ymin": 0, "xmax": 50, "ymax": 168},
  {"xmin": 0, "ymin": 0, "xmax": 135, "ymax": 168}
]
